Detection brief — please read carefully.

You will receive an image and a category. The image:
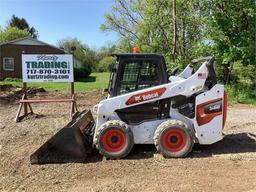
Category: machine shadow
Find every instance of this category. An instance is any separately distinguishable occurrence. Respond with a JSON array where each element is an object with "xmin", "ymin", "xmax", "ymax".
[
  {"xmin": 126, "ymin": 132, "xmax": 256, "ymax": 160},
  {"xmin": 191, "ymin": 132, "xmax": 256, "ymax": 158},
  {"xmin": 32, "ymin": 132, "xmax": 255, "ymax": 164},
  {"xmin": 126, "ymin": 144, "xmax": 156, "ymax": 160}
]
